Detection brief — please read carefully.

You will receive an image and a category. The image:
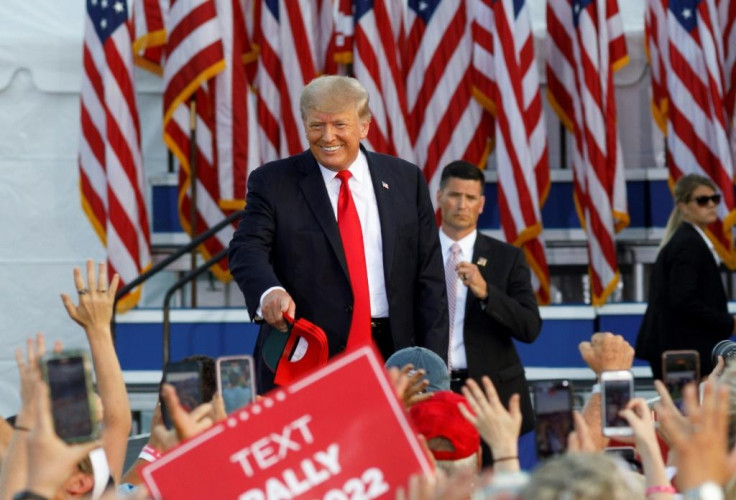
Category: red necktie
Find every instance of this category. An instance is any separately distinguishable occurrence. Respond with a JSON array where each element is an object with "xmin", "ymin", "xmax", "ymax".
[{"xmin": 336, "ymin": 170, "xmax": 372, "ymax": 350}]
